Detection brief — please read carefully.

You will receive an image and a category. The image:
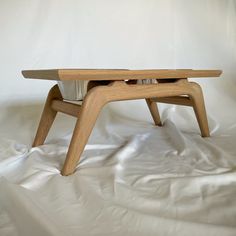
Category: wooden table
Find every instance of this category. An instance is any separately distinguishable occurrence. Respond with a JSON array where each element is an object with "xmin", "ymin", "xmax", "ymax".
[{"xmin": 22, "ymin": 69, "xmax": 222, "ymax": 176}]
